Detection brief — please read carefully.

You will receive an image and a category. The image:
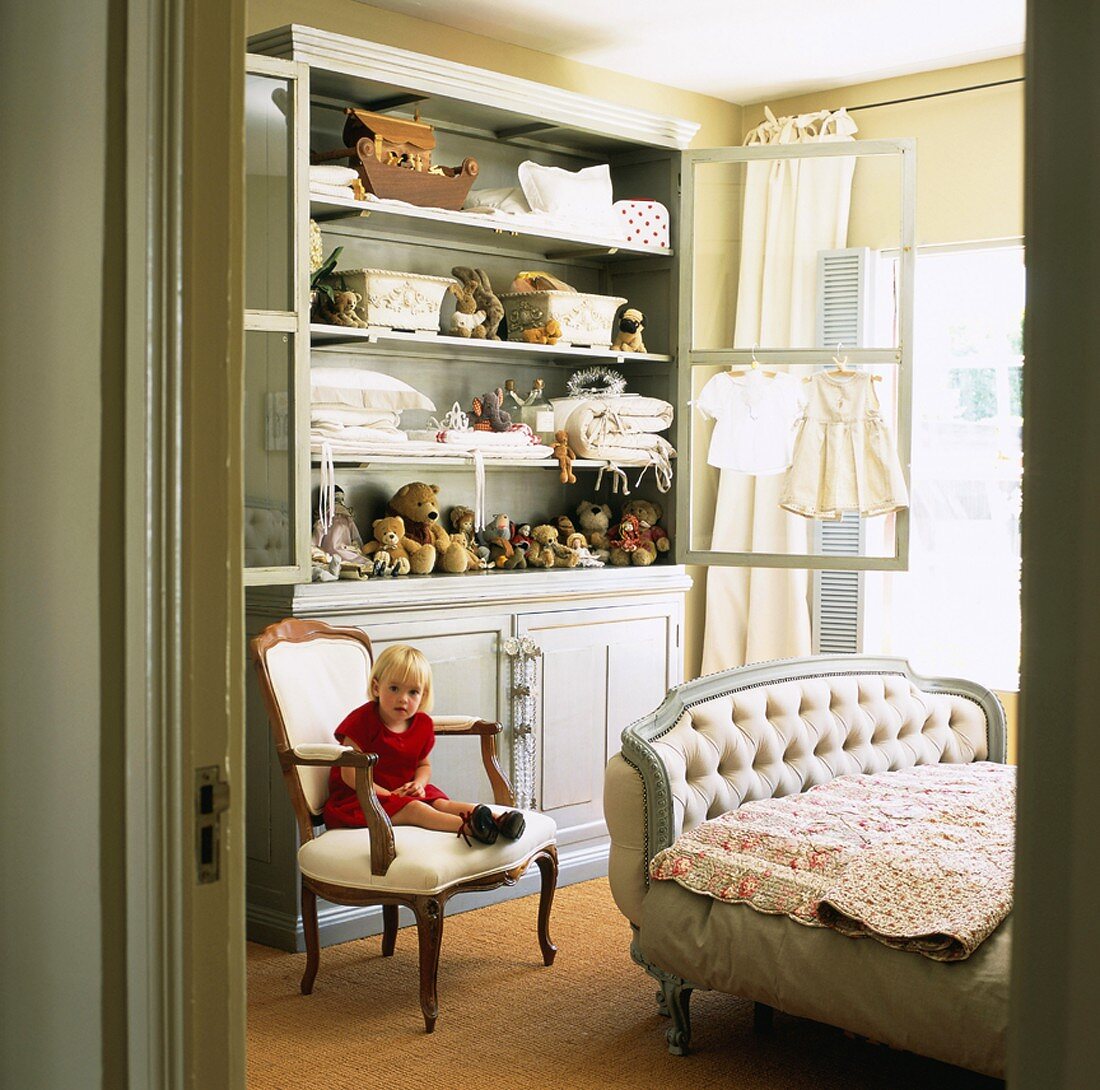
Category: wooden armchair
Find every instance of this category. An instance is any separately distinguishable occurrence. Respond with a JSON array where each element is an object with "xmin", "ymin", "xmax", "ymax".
[{"xmin": 250, "ymin": 618, "xmax": 558, "ymax": 1031}]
